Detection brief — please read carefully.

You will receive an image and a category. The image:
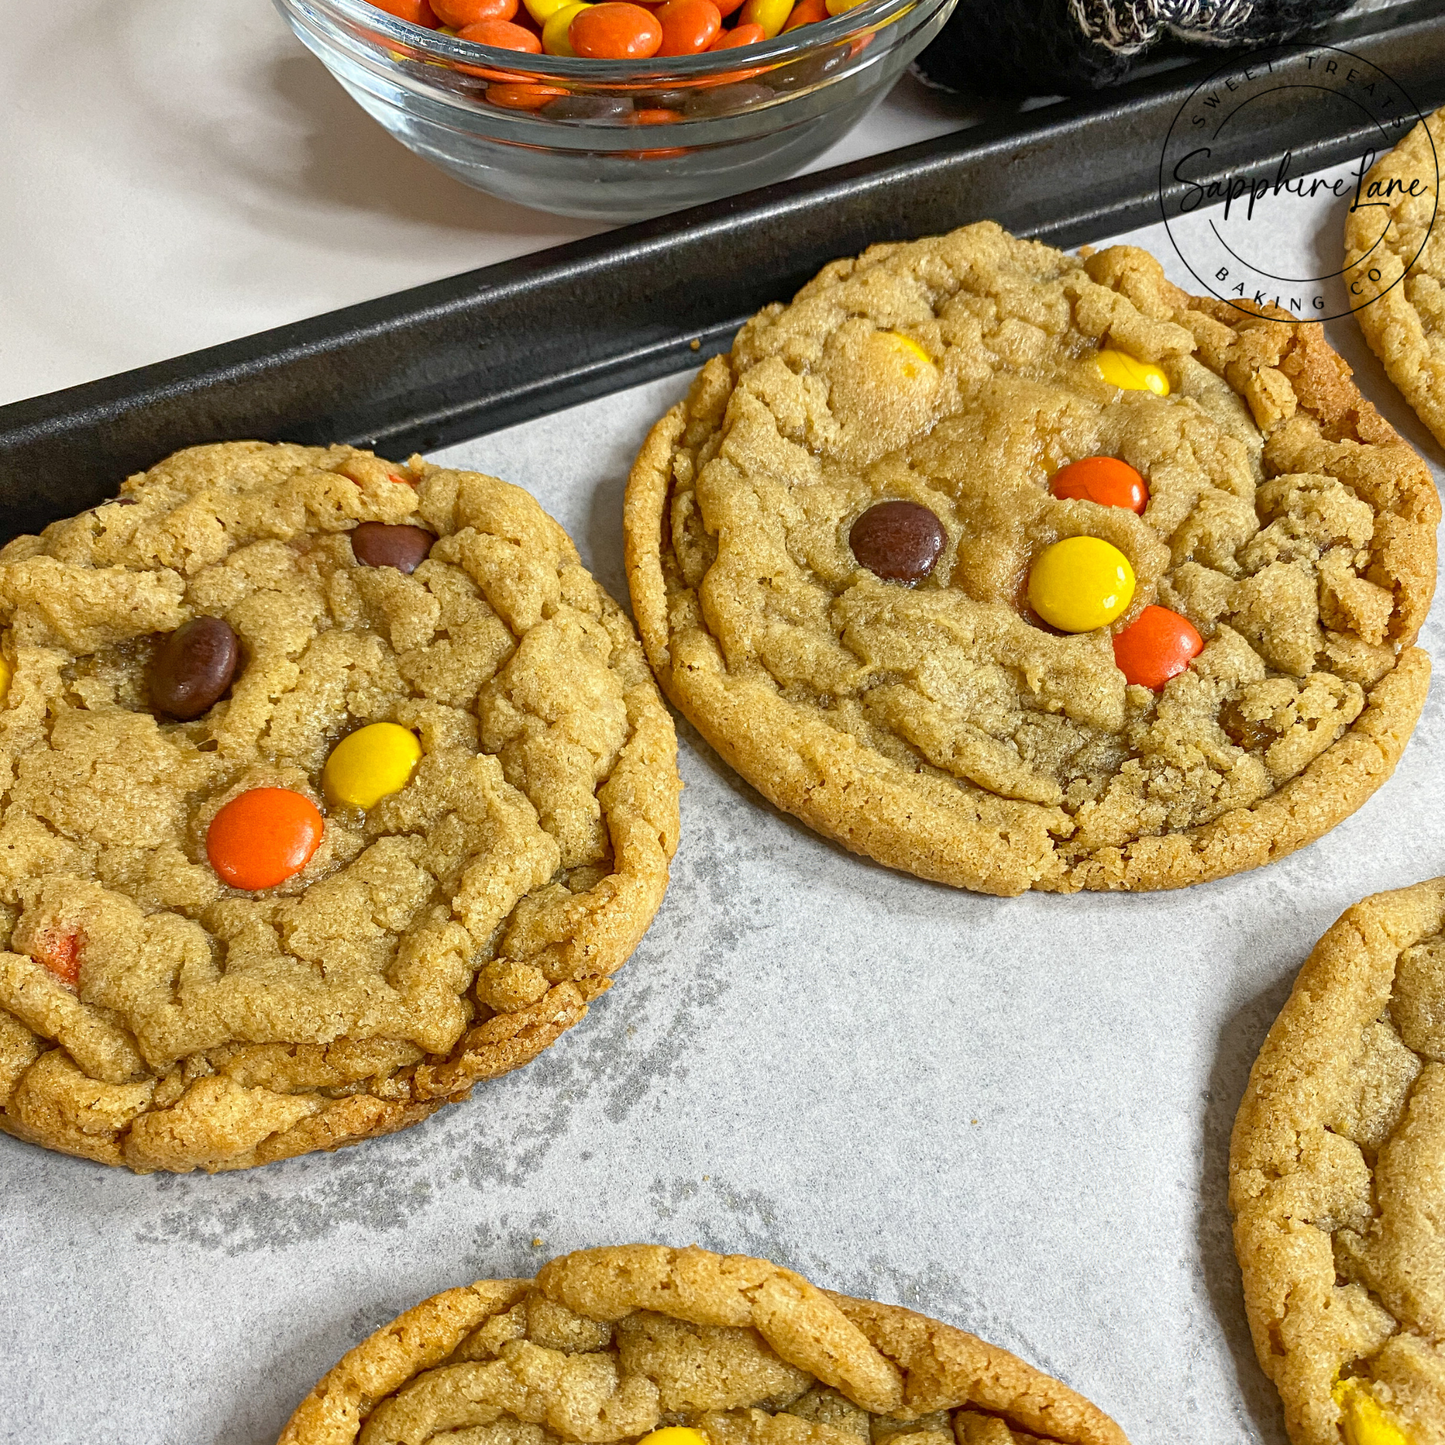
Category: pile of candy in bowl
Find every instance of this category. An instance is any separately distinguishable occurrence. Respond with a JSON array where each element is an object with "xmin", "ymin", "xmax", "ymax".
[
  {"xmin": 376, "ymin": 0, "xmax": 861, "ymax": 67},
  {"xmin": 361, "ymin": 0, "xmax": 880, "ymax": 118},
  {"xmin": 278, "ymin": 0, "xmax": 957, "ymax": 216}
]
